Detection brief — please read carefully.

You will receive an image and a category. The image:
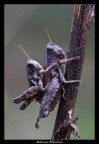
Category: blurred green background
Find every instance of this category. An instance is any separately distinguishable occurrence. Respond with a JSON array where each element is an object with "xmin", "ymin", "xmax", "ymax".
[{"xmin": 4, "ymin": 4, "xmax": 95, "ymax": 139}]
